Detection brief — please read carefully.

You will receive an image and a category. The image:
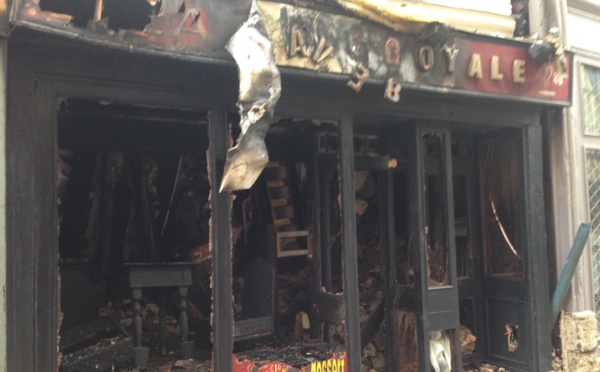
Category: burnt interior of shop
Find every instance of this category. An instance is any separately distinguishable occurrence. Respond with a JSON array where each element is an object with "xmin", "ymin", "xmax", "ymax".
[{"xmin": 55, "ymin": 99, "xmax": 526, "ymax": 371}]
